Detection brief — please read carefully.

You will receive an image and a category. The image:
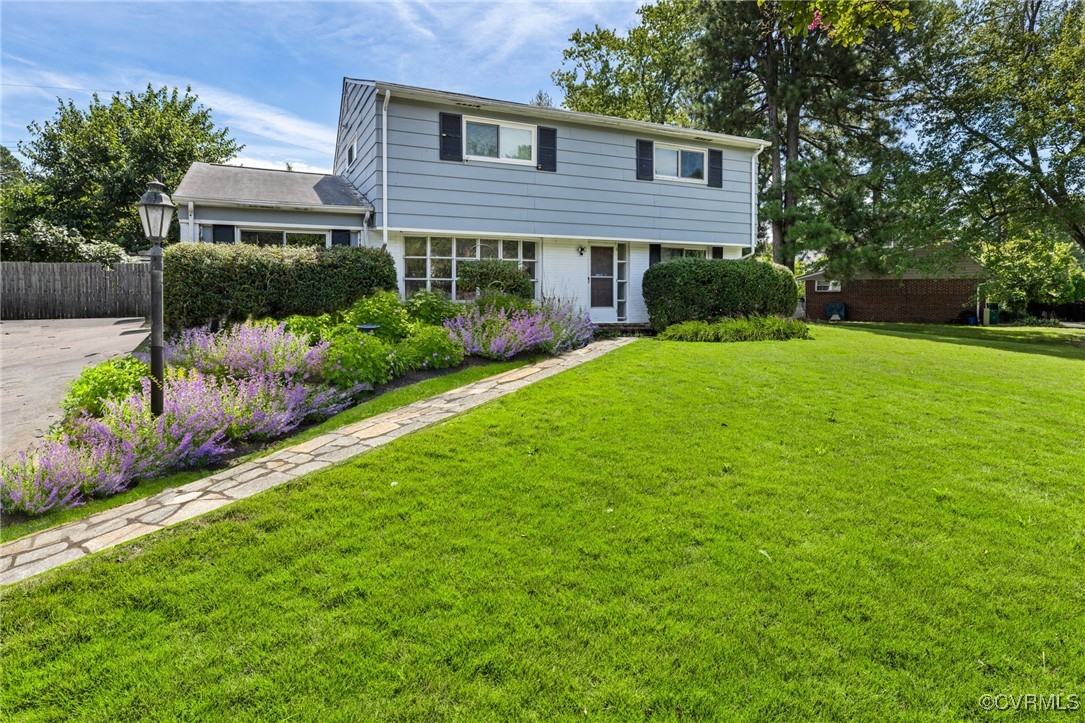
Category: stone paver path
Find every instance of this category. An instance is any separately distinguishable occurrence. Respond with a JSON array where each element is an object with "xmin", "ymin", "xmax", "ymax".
[{"xmin": 1, "ymin": 338, "xmax": 634, "ymax": 585}]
